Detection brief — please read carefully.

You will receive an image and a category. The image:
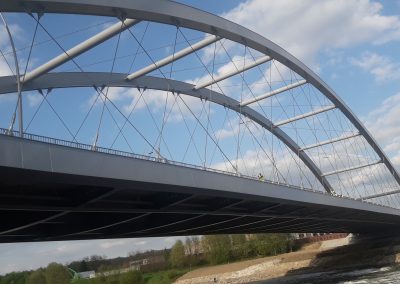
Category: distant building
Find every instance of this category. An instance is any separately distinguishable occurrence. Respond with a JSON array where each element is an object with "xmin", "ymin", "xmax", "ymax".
[
  {"xmin": 292, "ymin": 233, "xmax": 325, "ymax": 239},
  {"xmin": 129, "ymin": 255, "xmax": 166, "ymax": 271},
  {"xmin": 130, "ymin": 259, "xmax": 148, "ymax": 270},
  {"xmin": 292, "ymin": 233, "xmax": 349, "ymax": 243},
  {"xmin": 77, "ymin": 270, "xmax": 96, "ymax": 279}
]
